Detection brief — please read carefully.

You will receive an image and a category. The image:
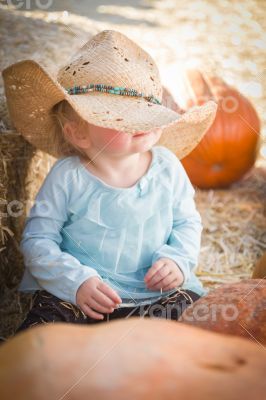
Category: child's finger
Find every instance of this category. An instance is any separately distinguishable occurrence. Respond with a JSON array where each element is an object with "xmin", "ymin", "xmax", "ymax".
[
  {"xmin": 98, "ymin": 281, "xmax": 122, "ymax": 304},
  {"xmin": 93, "ymin": 289, "xmax": 118, "ymax": 309},
  {"xmin": 81, "ymin": 303, "xmax": 104, "ymax": 320},
  {"xmin": 144, "ymin": 260, "xmax": 165, "ymax": 282},
  {"xmin": 150, "ymin": 273, "xmax": 175, "ymax": 290},
  {"xmin": 146, "ymin": 264, "xmax": 170, "ymax": 287},
  {"xmin": 89, "ymin": 297, "xmax": 115, "ymax": 313}
]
